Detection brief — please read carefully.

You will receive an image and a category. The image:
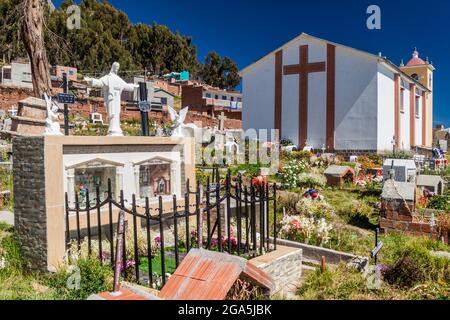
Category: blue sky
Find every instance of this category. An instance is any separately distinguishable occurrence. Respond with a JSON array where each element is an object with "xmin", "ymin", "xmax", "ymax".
[{"xmin": 54, "ymin": 0, "xmax": 449, "ymax": 126}]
